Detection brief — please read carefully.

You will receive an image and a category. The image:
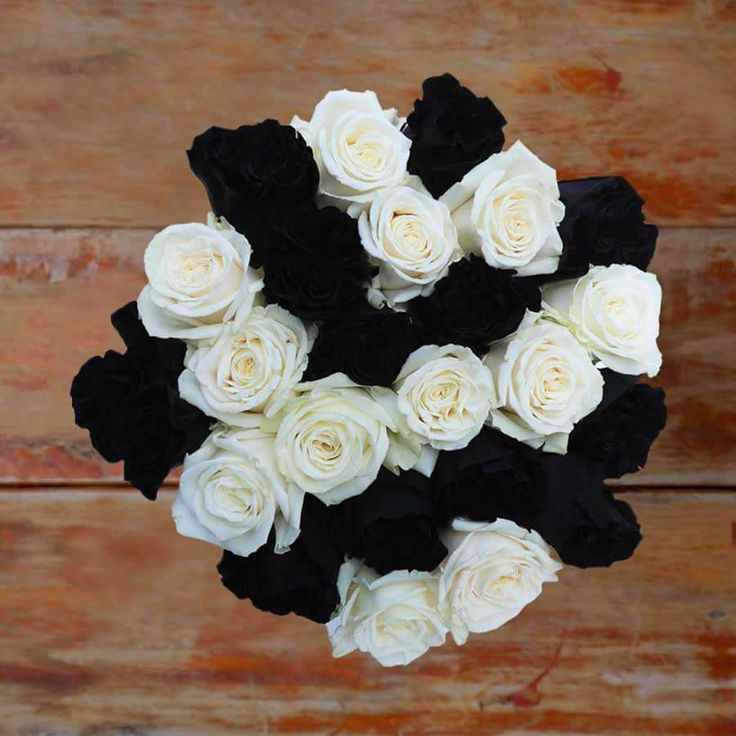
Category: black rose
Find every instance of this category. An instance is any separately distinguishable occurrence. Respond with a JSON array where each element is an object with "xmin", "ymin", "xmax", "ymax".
[
  {"xmin": 433, "ymin": 429, "xmax": 641, "ymax": 568},
  {"xmin": 261, "ymin": 206, "xmax": 375, "ymax": 321},
  {"xmin": 407, "ymin": 256, "xmax": 541, "ymax": 356},
  {"xmin": 110, "ymin": 301, "xmax": 185, "ymax": 374},
  {"xmin": 404, "ymin": 73, "xmax": 506, "ymax": 198},
  {"xmin": 304, "ymin": 307, "xmax": 421, "ymax": 387},
  {"xmin": 70, "ymin": 302, "xmax": 212, "ymax": 499},
  {"xmin": 334, "ymin": 468, "xmax": 447, "ymax": 575},
  {"xmin": 187, "ymin": 120, "xmax": 319, "ymax": 266},
  {"xmin": 530, "ymin": 453, "xmax": 642, "ymax": 568},
  {"xmin": 570, "ymin": 384, "xmax": 667, "ymax": 478},
  {"xmin": 599, "ymin": 369, "xmax": 639, "ymax": 412},
  {"xmin": 217, "ymin": 495, "xmax": 343, "ymax": 623},
  {"xmin": 432, "ymin": 428, "xmax": 541, "ymax": 528},
  {"xmin": 553, "ymin": 177, "xmax": 658, "ymax": 281}
]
